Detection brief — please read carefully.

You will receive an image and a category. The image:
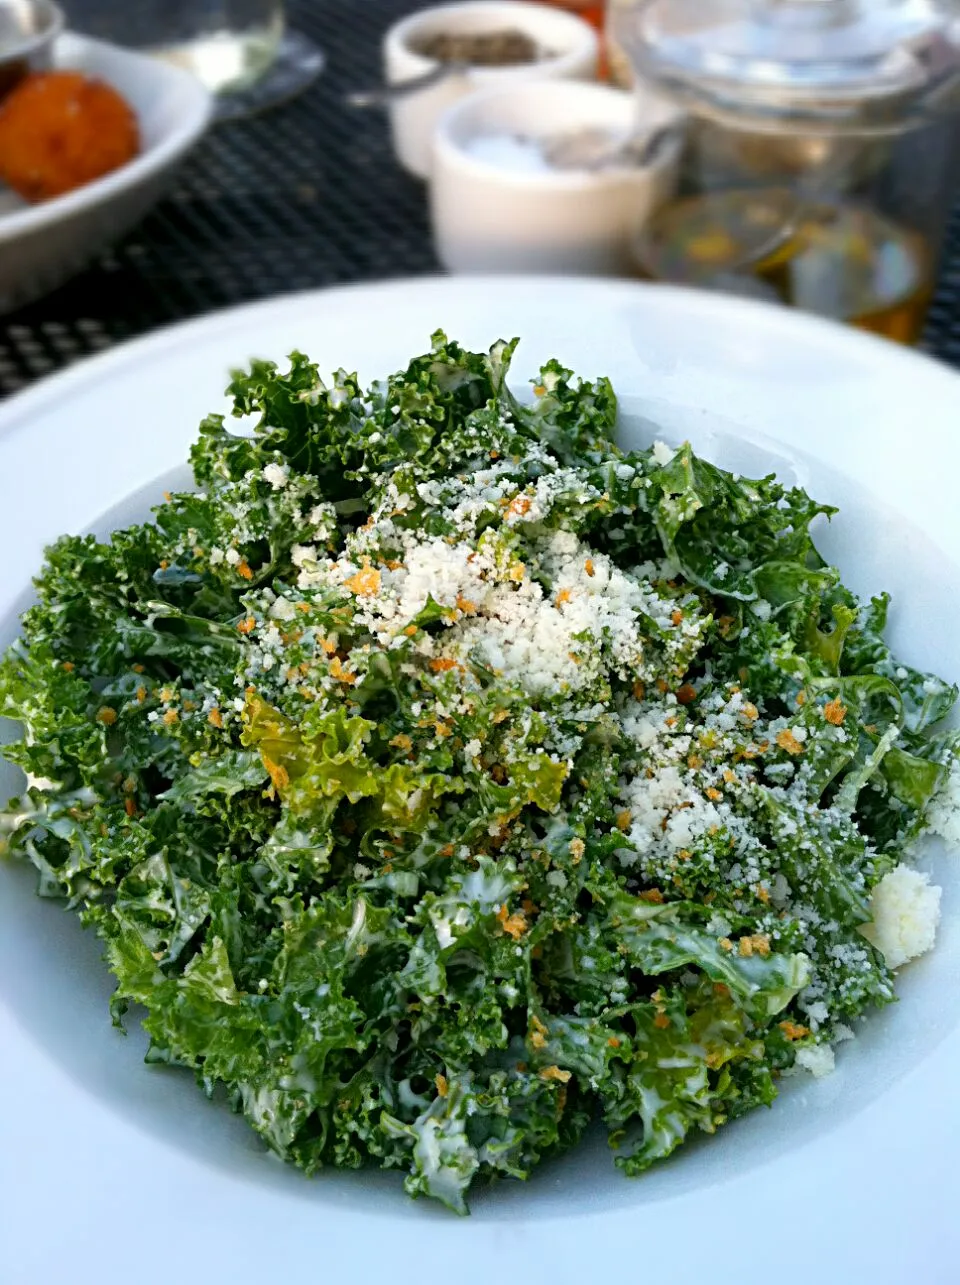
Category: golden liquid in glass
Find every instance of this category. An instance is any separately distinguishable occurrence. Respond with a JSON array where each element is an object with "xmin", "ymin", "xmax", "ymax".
[{"xmin": 637, "ymin": 188, "xmax": 934, "ymax": 345}]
